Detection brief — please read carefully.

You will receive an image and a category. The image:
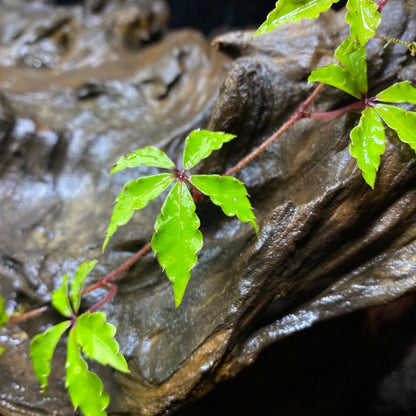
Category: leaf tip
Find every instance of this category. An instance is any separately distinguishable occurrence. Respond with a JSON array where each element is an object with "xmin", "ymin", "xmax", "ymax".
[
  {"xmin": 363, "ymin": 171, "xmax": 376, "ymax": 189},
  {"xmin": 102, "ymin": 230, "xmax": 114, "ymax": 252}
]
